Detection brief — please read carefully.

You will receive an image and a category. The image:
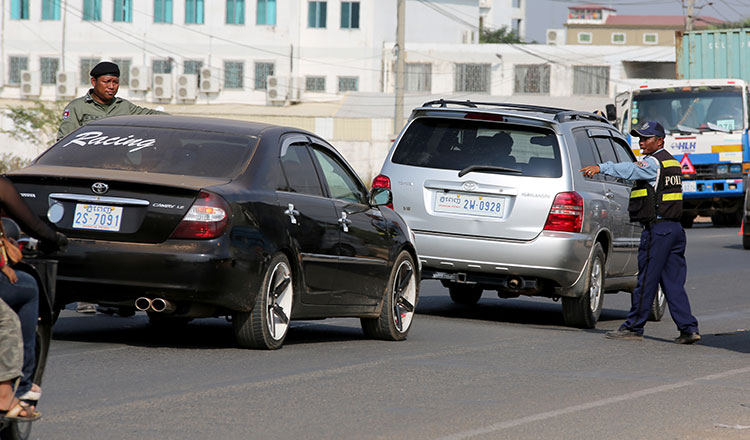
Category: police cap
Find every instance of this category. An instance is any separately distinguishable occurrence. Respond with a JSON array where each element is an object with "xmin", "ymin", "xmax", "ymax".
[{"xmin": 90, "ymin": 61, "xmax": 120, "ymax": 78}]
